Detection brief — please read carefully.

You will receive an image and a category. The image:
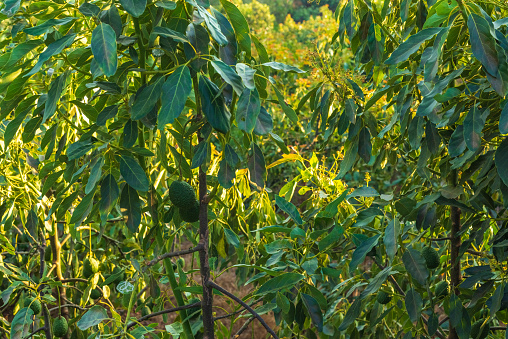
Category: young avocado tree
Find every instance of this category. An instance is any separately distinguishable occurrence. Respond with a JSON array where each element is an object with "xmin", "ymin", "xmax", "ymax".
[
  {"xmin": 0, "ymin": 0, "xmax": 301, "ymax": 338},
  {"xmin": 280, "ymin": 0, "xmax": 508, "ymax": 337}
]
